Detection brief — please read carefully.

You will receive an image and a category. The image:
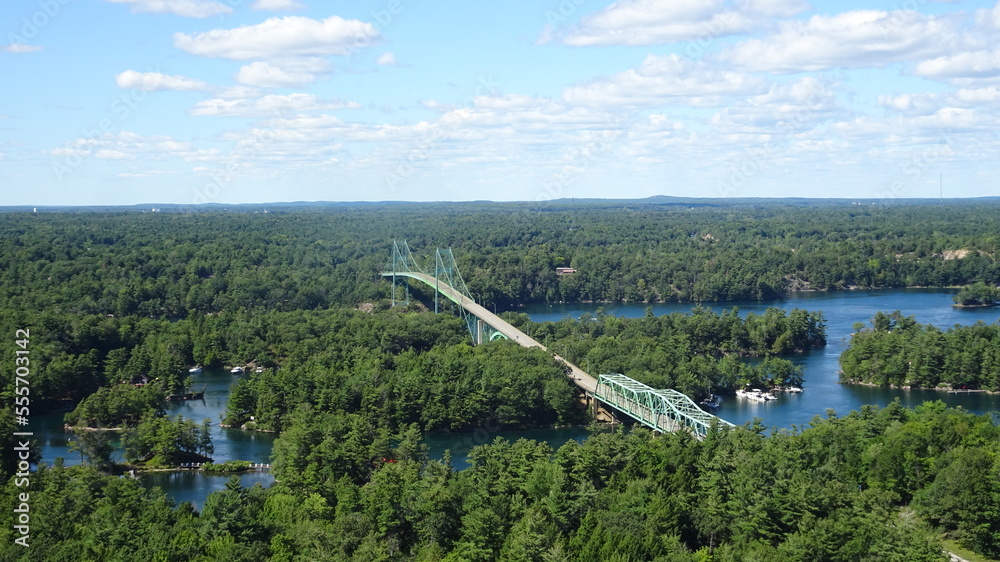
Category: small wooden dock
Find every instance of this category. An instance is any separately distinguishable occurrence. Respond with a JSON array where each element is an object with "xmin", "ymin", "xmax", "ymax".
[{"xmin": 178, "ymin": 462, "xmax": 271, "ymax": 470}]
